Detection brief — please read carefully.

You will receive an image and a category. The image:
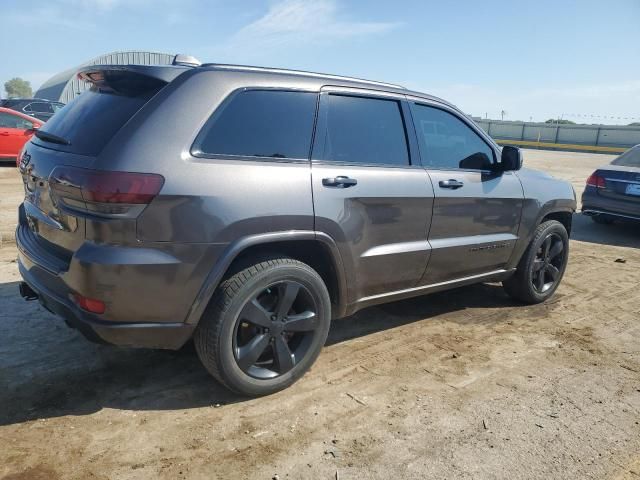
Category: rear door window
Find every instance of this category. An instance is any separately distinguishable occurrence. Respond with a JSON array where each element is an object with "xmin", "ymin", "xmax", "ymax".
[
  {"xmin": 29, "ymin": 102, "xmax": 53, "ymax": 113},
  {"xmin": 193, "ymin": 90, "xmax": 317, "ymax": 160},
  {"xmin": 314, "ymin": 94, "xmax": 410, "ymax": 166}
]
